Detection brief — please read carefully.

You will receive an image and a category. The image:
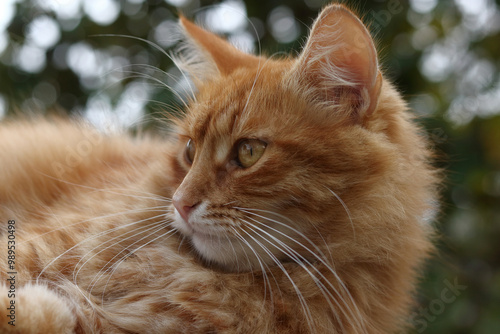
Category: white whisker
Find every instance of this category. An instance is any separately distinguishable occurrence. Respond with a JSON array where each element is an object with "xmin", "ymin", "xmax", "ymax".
[
  {"xmin": 93, "ymin": 34, "xmax": 196, "ymax": 102},
  {"xmin": 239, "ymin": 210, "xmax": 367, "ymax": 333},
  {"xmin": 100, "ymin": 225, "xmax": 177, "ymax": 306},
  {"xmin": 229, "ymin": 226, "xmax": 275, "ymax": 315},
  {"xmin": 118, "ymin": 70, "xmax": 190, "ymax": 110},
  {"xmin": 224, "ymin": 231, "xmax": 241, "ymax": 273},
  {"xmin": 234, "ymin": 207, "xmax": 329, "ymax": 261},
  {"xmin": 236, "ymin": 225, "xmax": 316, "ymax": 333},
  {"xmin": 326, "ymin": 187, "xmax": 356, "ymax": 240},
  {"xmin": 242, "ymin": 219, "xmax": 347, "ymax": 333},
  {"xmin": 36, "ymin": 212, "xmax": 167, "ymax": 282},
  {"xmin": 86, "ymin": 221, "xmax": 173, "ymax": 296},
  {"xmin": 36, "ymin": 171, "xmax": 172, "ymax": 203},
  {"xmin": 240, "ymin": 51, "xmax": 288, "ymax": 120},
  {"xmin": 74, "ymin": 219, "xmax": 170, "ymax": 287},
  {"xmin": 21, "ymin": 206, "xmax": 167, "ymax": 245}
]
